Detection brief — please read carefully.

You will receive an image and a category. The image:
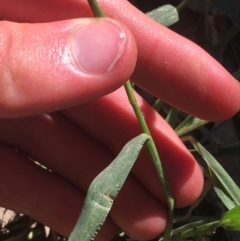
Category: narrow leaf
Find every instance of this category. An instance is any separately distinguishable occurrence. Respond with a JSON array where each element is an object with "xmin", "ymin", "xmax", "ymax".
[
  {"xmin": 68, "ymin": 134, "xmax": 149, "ymax": 241},
  {"xmin": 152, "ymin": 99, "xmax": 164, "ymax": 112},
  {"xmin": 220, "ymin": 205, "xmax": 240, "ymax": 231},
  {"xmin": 182, "ymin": 136, "xmax": 240, "ymax": 210},
  {"xmin": 146, "ymin": 5, "xmax": 179, "ymax": 27},
  {"xmin": 208, "ymin": 168, "xmax": 238, "ymax": 210},
  {"xmin": 171, "ymin": 221, "xmax": 219, "ymax": 241},
  {"xmin": 165, "ymin": 108, "xmax": 179, "ymax": 128},
  {"xmin": 175, "ymin": 115, "xmax": 209, "ymax": 136}
]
